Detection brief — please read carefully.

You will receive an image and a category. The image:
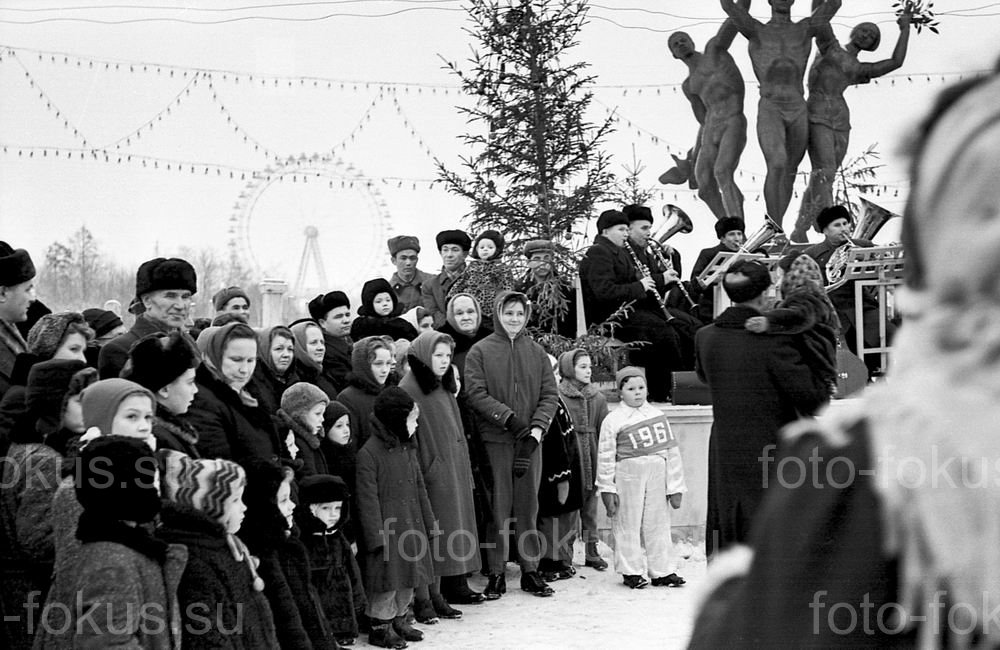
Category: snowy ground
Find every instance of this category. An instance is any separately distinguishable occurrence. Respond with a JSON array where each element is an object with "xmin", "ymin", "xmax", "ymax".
[{"xmin": 358, "ymin": 540, "xmax": 707, "ymax": 649}]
